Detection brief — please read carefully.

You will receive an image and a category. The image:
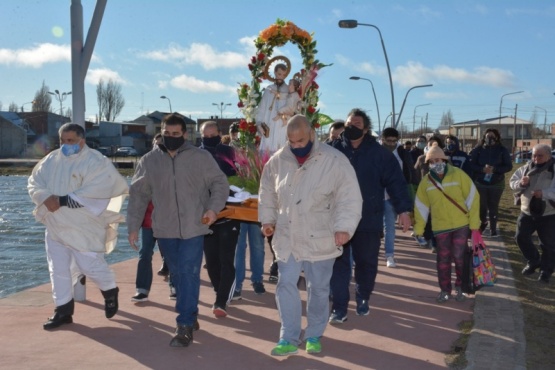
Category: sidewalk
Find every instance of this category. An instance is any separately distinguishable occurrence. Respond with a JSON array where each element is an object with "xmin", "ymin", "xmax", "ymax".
[{"xmin": 0, "ymin": 229, "xmax": 524, "ymax": 369}]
